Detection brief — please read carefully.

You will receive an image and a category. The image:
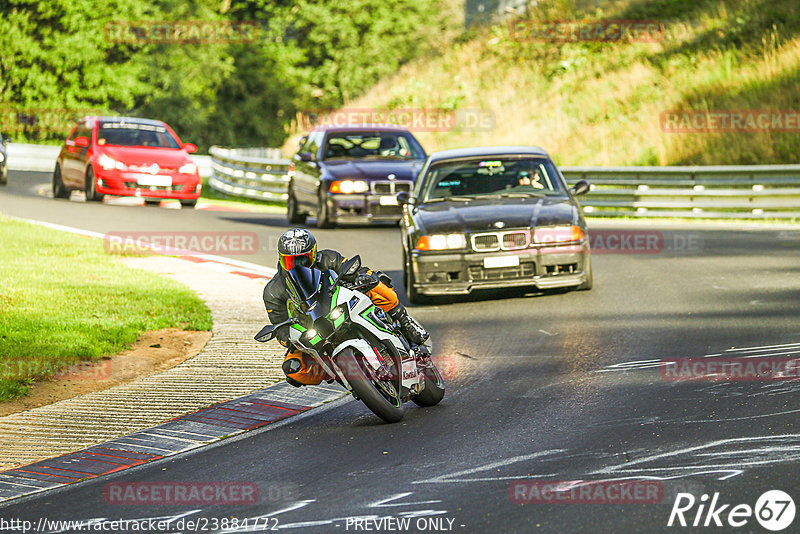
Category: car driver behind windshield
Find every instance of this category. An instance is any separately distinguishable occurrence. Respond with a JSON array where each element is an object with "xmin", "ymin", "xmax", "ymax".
[{"xmin": 263, "ymin": 228, "xmax": 429, "ymax": 387}]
